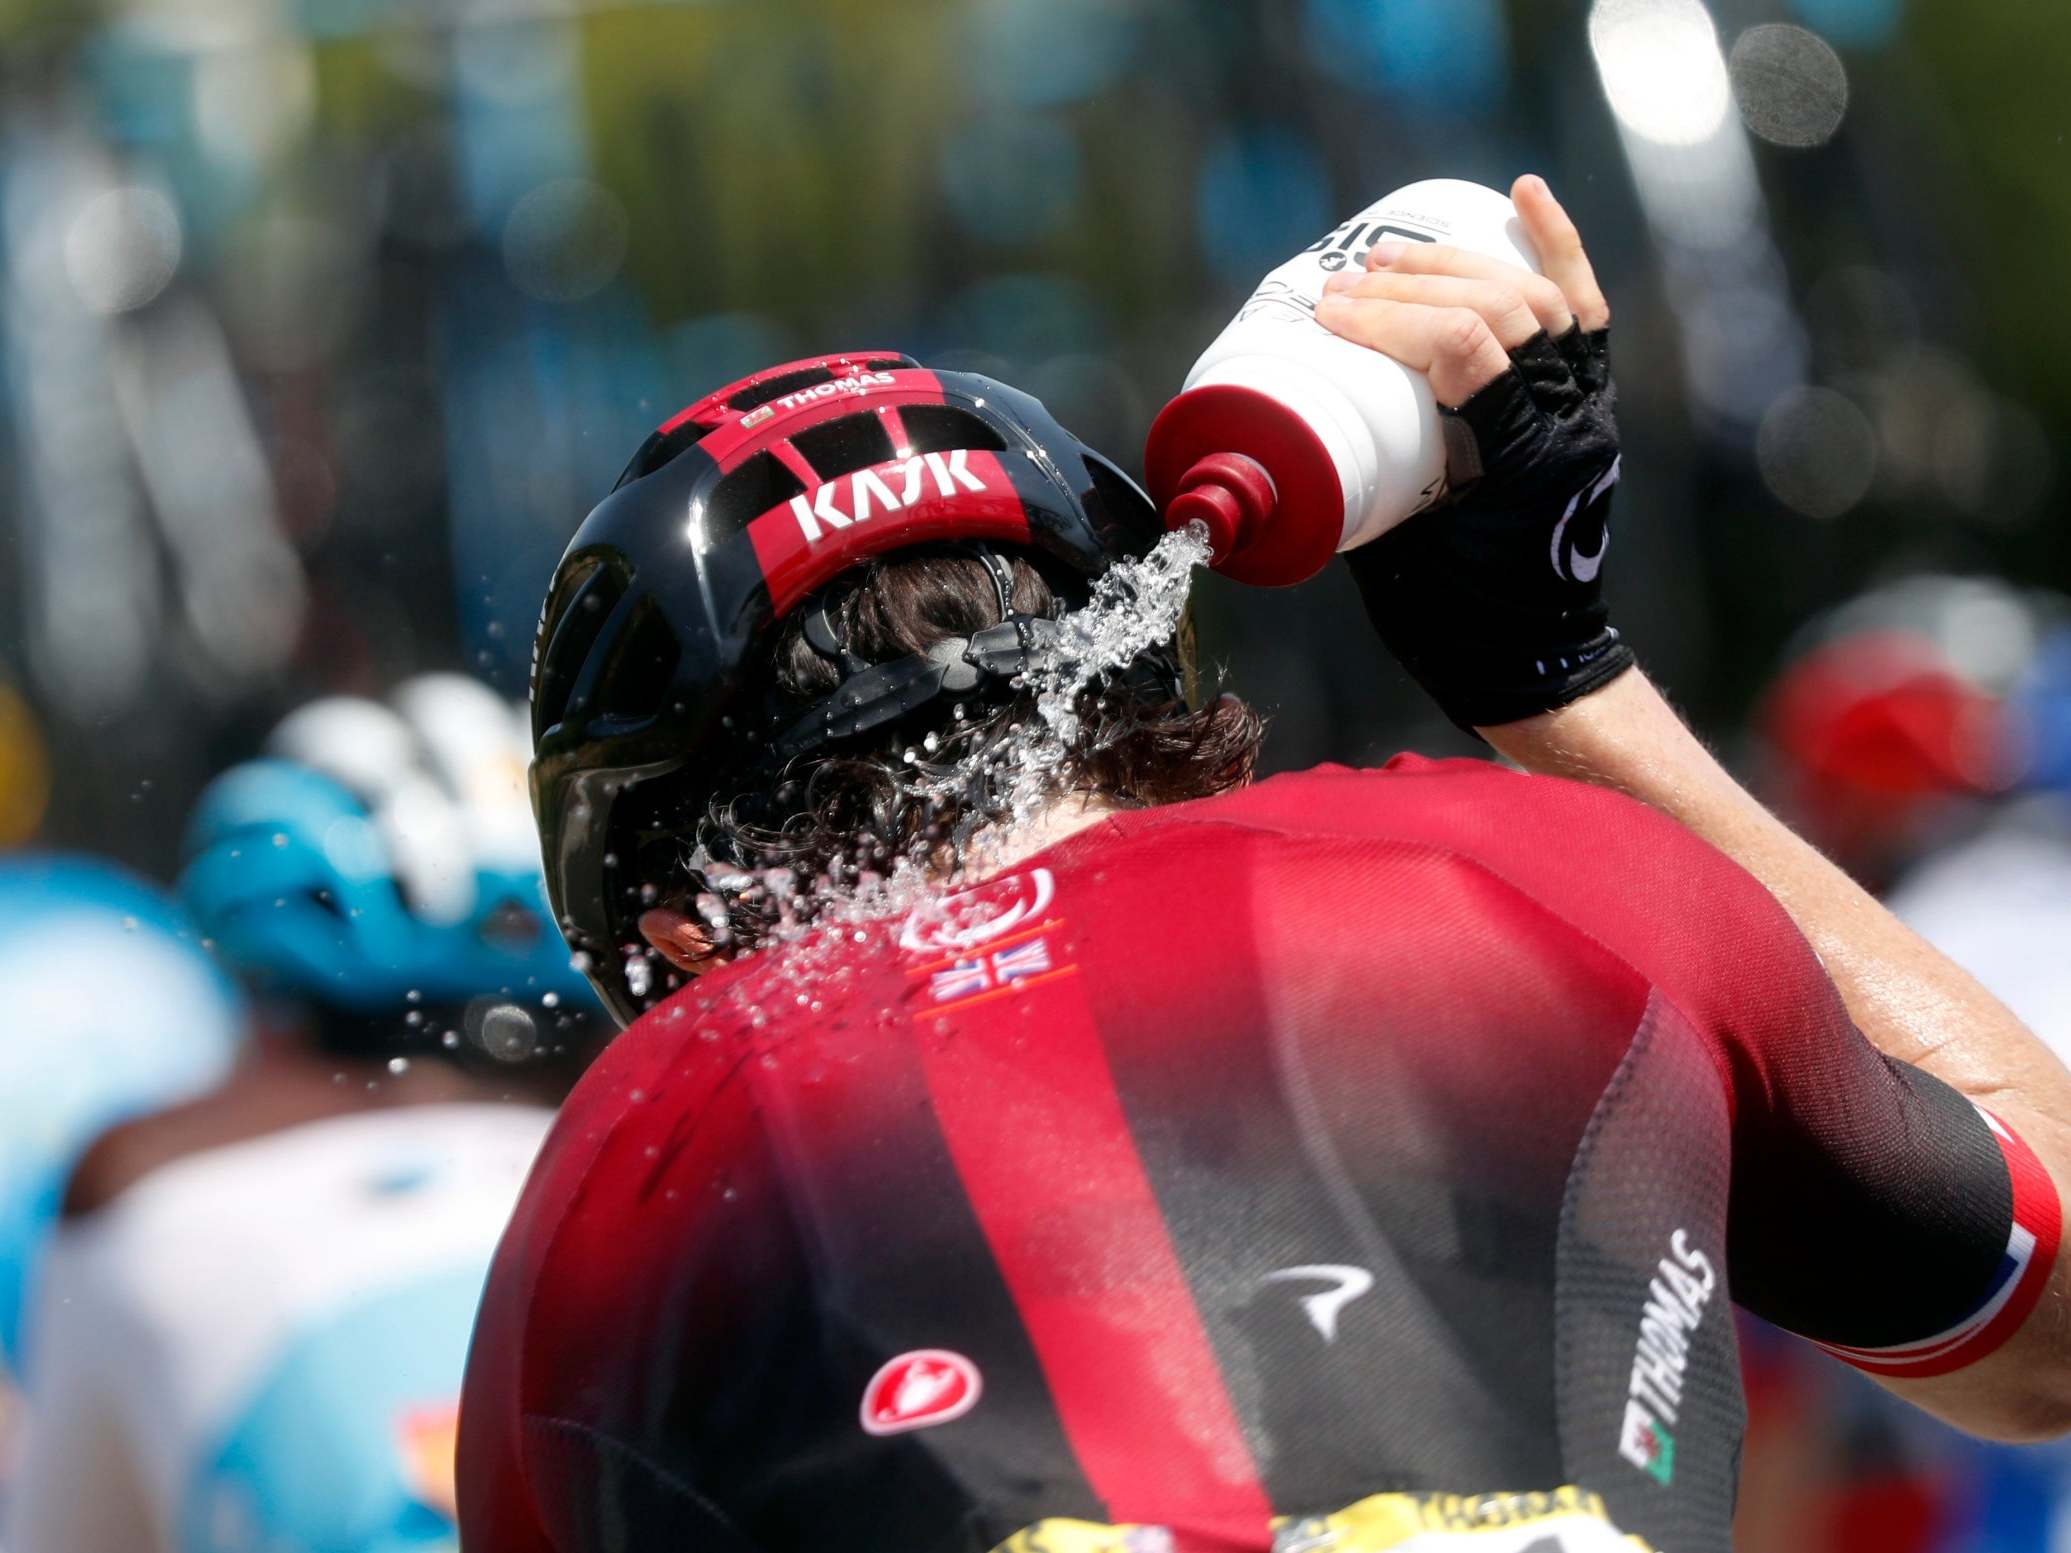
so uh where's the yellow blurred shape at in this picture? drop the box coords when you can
[0,683,50,848]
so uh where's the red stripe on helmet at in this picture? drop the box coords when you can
[694,368,950,471]
[748,448,1032,618]
[656,352,918,438]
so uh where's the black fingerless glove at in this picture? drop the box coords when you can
[1343,325,1631,731]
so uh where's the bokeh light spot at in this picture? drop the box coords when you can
[1589,0,1734,148]
[1730,23,1849,148]
[503,179,629,304]
[1758,385,1878,519]
[62,184,181,315]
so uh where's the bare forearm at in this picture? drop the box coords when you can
[1482,665,2071,1436]
[1482,666,2069,1104]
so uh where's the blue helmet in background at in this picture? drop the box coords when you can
[0,856,242,1371]
[179,675,594,1036]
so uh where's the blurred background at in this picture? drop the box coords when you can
[8,0,2069,871]
[3,0,2071,1547]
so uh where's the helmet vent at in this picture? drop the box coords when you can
[596,597,682,726]
[792,413,897,480]
[708,451,807,540]
[536,560,627,737]
[898,404,1008,456]
[727,366,835,413]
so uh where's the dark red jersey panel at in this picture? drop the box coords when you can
[459,760,2053,1553]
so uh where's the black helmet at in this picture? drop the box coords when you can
[531,352,1168,1025]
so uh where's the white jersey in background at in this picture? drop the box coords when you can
[1888,804,2071,1060]
[4,1102,550,1553]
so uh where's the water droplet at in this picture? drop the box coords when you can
[542,991,560,1008]
[476,1001,540,1062]
[387,1056,410,1075]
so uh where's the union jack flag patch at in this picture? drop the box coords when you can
[912,925,1072,1014]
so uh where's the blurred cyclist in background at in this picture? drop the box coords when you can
[5,673,597,1553]
[1756,574,2057,894]
[1741,582,2071,1552]
[0,859,241,1511]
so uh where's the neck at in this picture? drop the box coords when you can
[962,791,1125,878]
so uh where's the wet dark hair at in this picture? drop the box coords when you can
[674,545,1265,954]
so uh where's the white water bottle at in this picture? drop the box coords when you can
[1144,179,1542,587]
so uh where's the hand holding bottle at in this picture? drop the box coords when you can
[1321,175,1629,731]
[1146,178,1549,586]
[1314,174,1608,402]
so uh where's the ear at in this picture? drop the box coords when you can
[638,908,731,977]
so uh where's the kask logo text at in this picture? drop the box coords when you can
[790,450,989,542]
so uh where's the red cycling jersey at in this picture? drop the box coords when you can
[458,759,2057,1553]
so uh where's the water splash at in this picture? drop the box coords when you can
[629,522,1210,1011]
[981,518,1209,838]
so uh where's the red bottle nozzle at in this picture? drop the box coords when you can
[1144,382,1342,586]
[1165,453,1278,564]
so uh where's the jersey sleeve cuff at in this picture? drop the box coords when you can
[1808,1106,2061,1380]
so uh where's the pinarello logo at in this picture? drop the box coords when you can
[860,1349,983,1436]
[900,868,1055,953]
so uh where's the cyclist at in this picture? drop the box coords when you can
[0,858,241,1513]
[7,675,596,1553]
[458,177,2071,1553]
